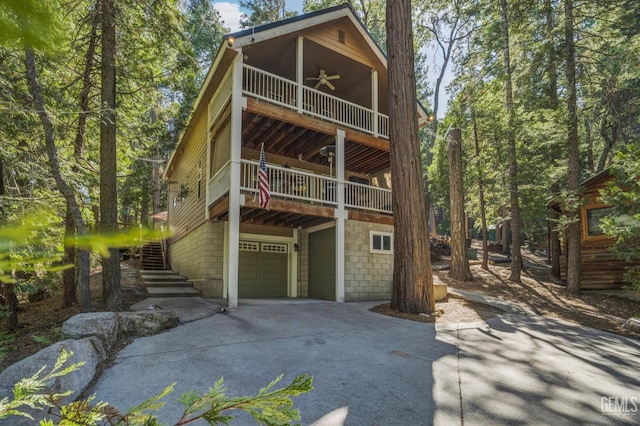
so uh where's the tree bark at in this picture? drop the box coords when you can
[1,283,19,331]
[500,0,522,282]
[448,128,473,281]
[62,207,77,308]
[471,109,489,270]
[387,0,434,314]
[74,2,100,159]
[23,47,92,312]
[546,0,562,278]
[565,0,581,296]
[501,218,510,255]
[100,0,122,311]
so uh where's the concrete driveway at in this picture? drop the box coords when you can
[90,300,640,425]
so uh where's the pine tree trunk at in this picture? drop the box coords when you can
[387,0,434,314]
[546,0,562,278]
[0,156,5,217]
[565,0,581,296]
[501,218,510,255]
[23,47,92,312]
[448,128,473,281]
[1,284,18,331]
[62,207,77,308]
[472,110,489,270]
[500,0,522,282]
[100,0,122,311]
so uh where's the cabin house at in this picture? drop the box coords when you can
[162,5,429,307]
[554,169,637,290]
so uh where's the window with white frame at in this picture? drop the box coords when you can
[370,231,393,253]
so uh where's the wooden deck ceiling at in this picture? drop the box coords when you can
[241,109,390,174]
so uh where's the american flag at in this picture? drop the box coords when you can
[258,143,271,209]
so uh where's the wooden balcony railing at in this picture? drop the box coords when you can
[240,160,337,206]
[242,64,389,139]
[239,160,392,214]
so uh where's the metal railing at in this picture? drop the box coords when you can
[242,64,389,139]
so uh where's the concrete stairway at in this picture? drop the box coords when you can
[140,270,201,297]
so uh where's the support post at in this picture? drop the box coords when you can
[371,69,378,136]
[291,228,299,297]
[227,52,243,308]
[335,129,346,302]
[296,36,304,113]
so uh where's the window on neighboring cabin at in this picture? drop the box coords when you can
[586,207,612,237]
[370,231,393,253]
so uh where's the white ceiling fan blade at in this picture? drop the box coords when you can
[326,75,340,80]
[314,81,322,89]
[306,77,319,80]
[326,81,336,90]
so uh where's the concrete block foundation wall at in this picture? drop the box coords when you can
[168,221,225,298]
[344,220,393,301]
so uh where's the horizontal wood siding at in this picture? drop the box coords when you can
[304,21,383,71]
[560,249,637,290]
[559,173,639,289]
[168,110,208,243]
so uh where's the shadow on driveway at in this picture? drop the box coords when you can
[89,300,640,425]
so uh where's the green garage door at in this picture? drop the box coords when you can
[238,241,288,297]
[308,227,335,300]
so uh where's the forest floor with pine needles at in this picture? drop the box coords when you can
[374,247,640,341]
[3,250,640,372]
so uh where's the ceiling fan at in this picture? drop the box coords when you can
[306,69,340,90]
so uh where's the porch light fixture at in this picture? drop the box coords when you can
[319,144,336,177]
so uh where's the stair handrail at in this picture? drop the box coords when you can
[138,223,144,269]
[160,225,168,270]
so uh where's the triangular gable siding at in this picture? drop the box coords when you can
[302,19,384,70]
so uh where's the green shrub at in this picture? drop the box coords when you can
[0,349,313,425]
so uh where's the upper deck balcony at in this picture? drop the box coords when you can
[243,64,389,139]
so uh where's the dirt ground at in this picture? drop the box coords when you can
[374,248,640,341]
[0,260,148,372]
[2,250,640,372]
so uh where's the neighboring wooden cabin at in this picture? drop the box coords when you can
[555,169,634,290]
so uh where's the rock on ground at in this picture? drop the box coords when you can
[116,311,179,338]
[62,312,118,352]
[0,337,106,425]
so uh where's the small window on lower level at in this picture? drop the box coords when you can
[370,231,393,253]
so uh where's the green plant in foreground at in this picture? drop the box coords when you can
[0,349,313,425]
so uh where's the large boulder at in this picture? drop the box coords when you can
[62,312,118,352]
[624,317,640,333]
[0,337,105,425]
[116,311,179,338]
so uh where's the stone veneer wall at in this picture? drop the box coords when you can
[344,220,394,301]
[168,221,225,298]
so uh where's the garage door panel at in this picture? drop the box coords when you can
[239,242,287,298]
[309,227,335,300]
